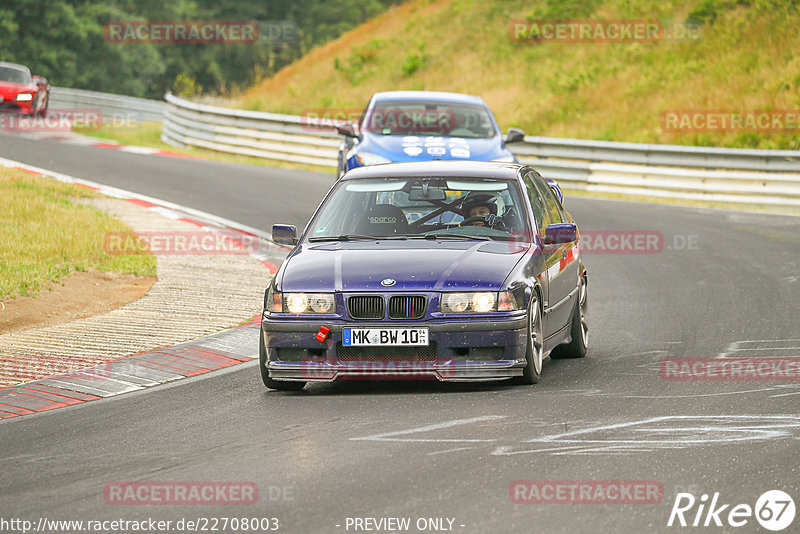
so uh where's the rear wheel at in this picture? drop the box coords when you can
[259,330,306,391]
[551,275,588,359]
[516,291,543,384]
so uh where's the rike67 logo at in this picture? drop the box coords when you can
[668,490,795,531]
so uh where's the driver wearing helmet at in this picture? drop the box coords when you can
[460,192,504,228]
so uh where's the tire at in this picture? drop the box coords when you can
[259,329,306,391]
[551,275,588,359]
[37,95,48,118]
[515,290,544,384]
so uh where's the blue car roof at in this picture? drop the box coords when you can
[341,161,523,181]
[371,91,487,106]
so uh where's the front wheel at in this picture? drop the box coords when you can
[551,275,588,359]
[37,95,48,118]
[259,330,306,391]
[515,291,543,384]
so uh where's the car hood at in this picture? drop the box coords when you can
[278,240,526,292]
[0,81,35,99]
[358,132,509,162]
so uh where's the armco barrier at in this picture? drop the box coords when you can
[161,93,339,167]
[510,136,800,172]
[159,93,800,206]
[49,87,164,123]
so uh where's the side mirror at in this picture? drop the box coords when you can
[272,224,298,246]
[504,128,525,144]
[543,223,577,245]
[336,123,357,137]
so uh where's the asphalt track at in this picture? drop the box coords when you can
[1,133,799,533]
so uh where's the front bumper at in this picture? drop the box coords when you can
[262,316,528,382]
[0,100,34,115]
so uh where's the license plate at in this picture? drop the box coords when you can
[343,327,429,346]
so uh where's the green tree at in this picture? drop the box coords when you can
[1,0,403,98]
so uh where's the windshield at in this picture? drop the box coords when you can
[0,66,31,84]
[306,176,529,242]
[362,101,496,138]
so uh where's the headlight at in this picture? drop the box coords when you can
[472,292,496,312]
[15,93,34,102]
[356,151,391,166]
[267,291,336,314]
[441,291,516,313]
[286,293,309,314]
[492,155,515,162]
[443,293,470,313]
[309,294,335,313]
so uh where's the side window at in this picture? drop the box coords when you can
[547,184,568,222]
[532,175,564,224]
[356,102,370,130]
[523,172,550,233]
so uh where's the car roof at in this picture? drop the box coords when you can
[0,62,31,73]
[341,161,524,181]
[371,91,486,106]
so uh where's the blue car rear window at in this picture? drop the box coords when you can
[363,101,495,138]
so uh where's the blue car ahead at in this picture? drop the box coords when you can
[335,91,525,177]
[260,161,588,390]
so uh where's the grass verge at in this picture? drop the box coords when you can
[237,0,800,150]
[0,166,157,299]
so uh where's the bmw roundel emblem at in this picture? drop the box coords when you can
[381,278,396,287]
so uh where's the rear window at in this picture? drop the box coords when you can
[362,101,495,138]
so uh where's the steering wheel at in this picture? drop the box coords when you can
[460,216,487,227]
[501,206,521,229]
[460,215,507,230]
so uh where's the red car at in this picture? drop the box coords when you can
[0,61,50,117]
